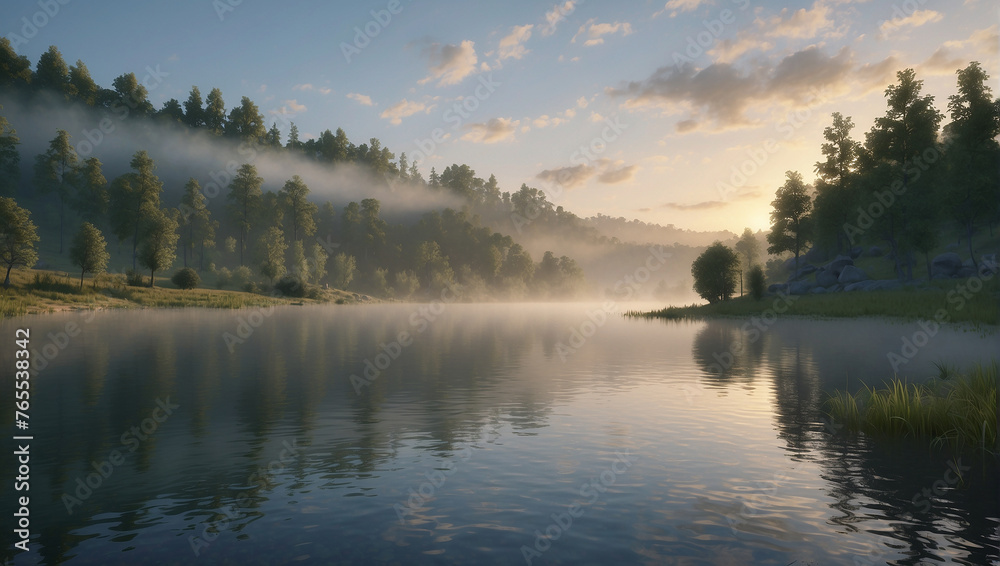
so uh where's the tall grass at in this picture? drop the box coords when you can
[825,363,998,453]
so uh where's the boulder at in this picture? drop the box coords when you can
[955,266,977,279]
[810,286,827,294]
[838,265,869,284]
[844,280,876,292]
[849,246,863,259]
[791,264,817,280]
[803,246,829,264]
[824,255,854,278]
[866,246,883,257]
[931,253,962,278]
[789,280,813,295]
[768,283,789,294]
[815,267,839,287]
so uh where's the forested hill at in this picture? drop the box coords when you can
[0,41,708,301]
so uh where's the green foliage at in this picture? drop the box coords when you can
[137,208,179,287]
[747,265,766,301]
[125,269,145,287]
[256,226,287,284]
[812,112,860,253]
[274,274,306,298]
[330,252,356,289]
[34,129,78,251]
[393,270,420,299]
[226,163,263,265]
[215,266,232,289]
[691,242,739,304]
[0,197,39,288]
[0,107,20,196]
[279,175,317,241]
[171,267,200,290]
[108,151,164,270]
[766,171,812,270]
[72,157,108,224]
[68,222,109,289]
[826,363,997,453]
[178,178,216,269]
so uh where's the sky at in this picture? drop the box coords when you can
[3,0,998,233]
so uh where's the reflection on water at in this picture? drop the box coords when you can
[1,305,997,565]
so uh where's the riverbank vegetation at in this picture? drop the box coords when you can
[825,363,998,454]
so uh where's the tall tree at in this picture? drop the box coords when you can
[204,88,226,134]
[0,38,32,88]
[812,112,860,253]
[766,171,812,271]
[0,197,39,288]
[279,175,317,242]
[256,226,287,284]
[734,227,761,296]
[225,96,266,144]
[108,151,163,270]
[68,60,98,105]
[72,157,108,226]
[178,179,216,270]
[34,45,73,97]
[286,122,302,151]
[111,72,154,116]
[226,163,263,266]
[265,123,283,149]
[0,108,19,196]
[158,99,185,123]
[183,86,204,128]
[137,209,179,287]
[360,198,386,261]
[69,222,109,289]
[945,61,1000,268]
[34,129,78,253]
[864,68,943,279]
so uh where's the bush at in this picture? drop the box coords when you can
[232,265,254,289]
[215,267,232,289]
[171,267,200,290]
[274,274,307,297]
[748,265,766,300]
[125,269,145,287]
[691,242,739,303]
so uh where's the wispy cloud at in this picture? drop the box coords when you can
[461,117,519,143]
[541,1,576,36]
[380,98,435,125]
[879,9,943,36]
[346,92,374,106]
[417,40,479,86]
[572,19,633,46]
[498,24,534,61]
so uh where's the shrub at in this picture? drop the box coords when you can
[125,269,145,287]
[215,267,232,289]
[274,274,307,298]
[171,267,200,290]
[232,265,254,289]
[748,265,766,300]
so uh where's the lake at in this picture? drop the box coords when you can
[2,303,998,565]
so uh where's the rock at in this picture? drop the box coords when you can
[768,283,789,294]
[828,284,843,292]
[844,280,876,292]
[815,267,839,287]
[803,246,829,264]
[810,286,827,294]
[789,280,813,295]
[866,246,883,257]
[791,264,817,280]
[955,266,977,278]
[849,246,863,259]
[870,279,903,291]
[931,253,962,278]
[824,255,854,278]
[838,265,868,284]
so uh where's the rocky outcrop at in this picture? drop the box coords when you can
[815,267,839,287]
[788,280,813,295]
[823,255,854,278]
[931,253,962,278]
[838,265,868,284]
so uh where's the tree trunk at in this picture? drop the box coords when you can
[149,269,156,288]
[80,269,85,290]
[59,198,65,254]
[967,222,978,270]
[3,265,11,288]
[925,251,932,281]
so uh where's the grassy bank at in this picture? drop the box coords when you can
[0,268,359,319]
[627,280,999,326]
[825,363,998,454]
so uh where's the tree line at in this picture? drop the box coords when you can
[690,63,999,303]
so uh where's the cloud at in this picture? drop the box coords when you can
[607,46,890,132]
[944,25,999,58]
[662,190,759,210]
[879,9,942,36]
[577,96,589,108]
[758,2,835,39]
[656,0,709,18]
[709,33,774,63]
[380,98,434,125]
[597,164,637,184]
[541,1,576,36]
[536,164,595,188]
[461,117,519,143]
[589,111,606,122]
[417,40,479,87]
[292,83,314,91]
[573,19,633,46]
[919,47,967,76]
[272,99,306,115]
[532,114,565,128]
[498,24,534,61]
[346,93,374,106]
